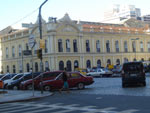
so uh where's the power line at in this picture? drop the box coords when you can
[10,8,39,27]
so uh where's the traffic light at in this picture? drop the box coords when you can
[37,49,42,60]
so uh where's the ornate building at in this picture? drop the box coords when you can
[0,14,150,73]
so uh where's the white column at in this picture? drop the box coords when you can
[50,56,55,71]
[55,56,58,70]
[102,38,105,52]
[79,36,82,53]
[93,56,95,67]
[112,39,114,52]
[103,55,106,67]
[120,38,123,52]
[92,38,95,52]
[48,36,50,53]
[80,56,83,68]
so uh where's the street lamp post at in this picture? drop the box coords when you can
[131,38,139,61]
[38,0,48,94]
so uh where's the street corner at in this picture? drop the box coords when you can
[0,90,53,104]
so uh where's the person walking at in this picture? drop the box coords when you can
[59,71,70,93]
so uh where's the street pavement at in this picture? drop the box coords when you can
[0,89,52,104]
[1,76,150,113]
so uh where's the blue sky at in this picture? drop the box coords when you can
[0,0,150,30]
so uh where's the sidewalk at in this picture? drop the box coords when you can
[0,89,52,104]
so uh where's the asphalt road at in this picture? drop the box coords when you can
[1,77,150,113]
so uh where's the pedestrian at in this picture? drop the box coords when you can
[59,71,70,93]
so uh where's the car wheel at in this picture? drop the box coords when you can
[3,84,7,89]
[143,82,146,86]
[44,85,51,91]
[99,74,102,78]
[77,83,85,90]
[13,86,18,90]
[27,84,33,90]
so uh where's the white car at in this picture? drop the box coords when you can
[86,68,113,77]
[3,73,24,89]
[86,69,105,77]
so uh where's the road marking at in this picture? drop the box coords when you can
[0,106,40,113]
[96,97,102,99]
[23,107,58,113]
[0,102,139,113]
[51,109,75,113]
[116,109,139,113]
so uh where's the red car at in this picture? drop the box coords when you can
[41,72,94,91]
[20,71,63,90]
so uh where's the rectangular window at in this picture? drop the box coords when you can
[6,48,9,58]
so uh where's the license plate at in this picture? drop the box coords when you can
[130,74,137,77]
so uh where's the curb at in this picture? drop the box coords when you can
[0,93,53,104]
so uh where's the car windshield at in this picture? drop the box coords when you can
[123,63,143,72]
[12,74,23,80]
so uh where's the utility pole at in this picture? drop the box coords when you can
[39,0,48,94]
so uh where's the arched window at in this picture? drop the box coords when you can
[97,60,101,68]
[74,60,79,69]
[26,63,30,72]
[86,60,91,68]
[73,39,78,52]
[66,60,72,71]
[58,39,63,52]
[19,45,22,57]
[116,59,120,65]
[106,40,110,53]
[45,61,50,71]
[66,39,70,52]
[13,65,16,73]
[141,58,144,62]
[107,59,111,65]
[35,62,38,72]
[6,65,9,73]
[59,61,64,71]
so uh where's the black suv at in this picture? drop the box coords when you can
[122,61,146,87]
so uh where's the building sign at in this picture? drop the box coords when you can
[23,50,32,55]
[40,39,45,49]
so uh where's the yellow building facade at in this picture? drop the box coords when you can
[1,14,150,73]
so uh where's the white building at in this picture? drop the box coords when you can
[141,15,150,23]
[102,4,141,24]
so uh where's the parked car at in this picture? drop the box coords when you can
[86,68,112,77]
[20,71,63,90]
[122,61,146,87]
[0,74,4,79]
[7,72,41,90]
[0,73,17,88]
[41,72,94,91]
[4,73,23,89]
[112,65,122,77]
[75,68,87,75]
